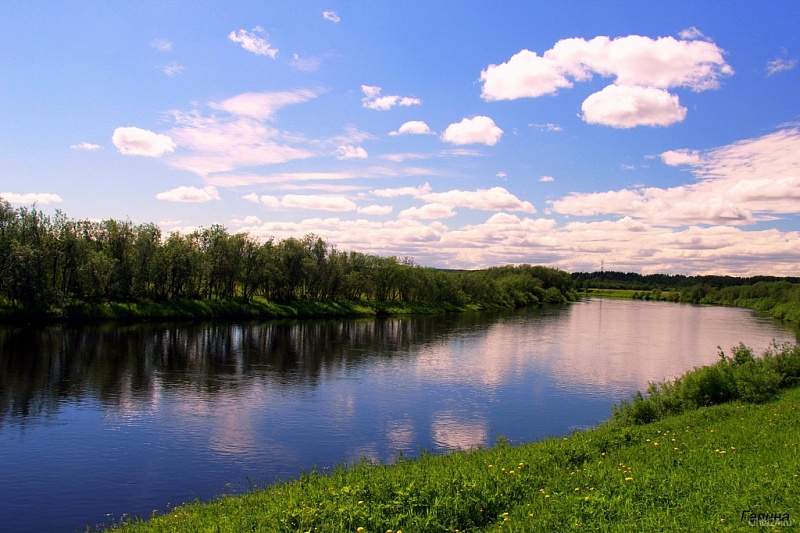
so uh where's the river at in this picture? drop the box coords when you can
[0,299,797,532]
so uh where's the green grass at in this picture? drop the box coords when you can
[105,351,800,532]
[585,288,681,302]
[10,297,491,324]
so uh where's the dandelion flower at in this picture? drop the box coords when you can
[625,477,634,481]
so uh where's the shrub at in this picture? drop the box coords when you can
[612,342,799,426]
[733,360,780,403]
[676,364,736,408]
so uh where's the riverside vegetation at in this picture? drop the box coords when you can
[0,201,574,323]
[104,341,800,532]
[574,271,800,324]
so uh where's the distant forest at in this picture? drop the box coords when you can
[573,270,800,322]
[0,201,574,313]
[572,270,800,291]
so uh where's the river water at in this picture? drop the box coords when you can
[0,299,797,532]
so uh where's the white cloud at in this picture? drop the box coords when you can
[581,85,687,128]
[399,203,456,219]
[0,192,63,205]
[678,27,708,41]
[361,85,421,110]
[70,141,100,150]
[323,10,341,23]
[112,126,176,157]
[156,185,220,202]
[228,27,278,58]
[530,123,563,132]
[551,126,800,226]
[389,120,433,136]
[481,49,571,100]
[164,97,317,175]
[149,38,173,52]
[160,62,186,77]
[767,57,797,76]
[243,193,357,212]
[291,53,321,72]
[539,175,554,182]
[419,187,536,213]
[358,204,393,215]
[441,116,503,146]
[230,215,262,226]
[209,89,322,120]
[229,211,800,276]
[372,183,433,198]
[481,34,732,127]
[660,149,701,166]
[336,145,368,159]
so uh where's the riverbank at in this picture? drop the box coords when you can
[106,343,799,532]
[0,297,497,325]
[586,285,800,325]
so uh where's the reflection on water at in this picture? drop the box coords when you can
[0,300,797,532]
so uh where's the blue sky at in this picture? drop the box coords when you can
[2,1,799,275]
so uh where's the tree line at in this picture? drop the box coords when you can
[0,201,575,312]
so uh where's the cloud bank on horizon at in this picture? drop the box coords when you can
[1,2,799,276]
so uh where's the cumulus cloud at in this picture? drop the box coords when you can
[71,141,100,150]
[389,120,433,136]
[372,183,433,198]
[336,145,368,159]
[112,127,175,157]
[399,203,457,219]
[228,27,278,58]
[551,126,800,226]
[441,116,503,146]
[420,187,536,212]
[358,204,393,215]
[539,176,554,182]
[230,215,262,226]
[481,33,732,127]
[323,10,341,22]
[581,85,687,128]
[243,193,357,212]
[678,27,709,41]
[371,184,534,214]
[228,209,800,276]
[156,185,220,202]
[0,192,63,205]
[361,85,421,110]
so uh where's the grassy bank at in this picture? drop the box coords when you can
[0,297,493,324]
[585,282,800,326]
[585,288,681,302]
[105,343,799,532]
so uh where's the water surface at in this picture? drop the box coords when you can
[0,299,796,532]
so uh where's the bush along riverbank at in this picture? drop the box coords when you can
[104,342,800,532]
